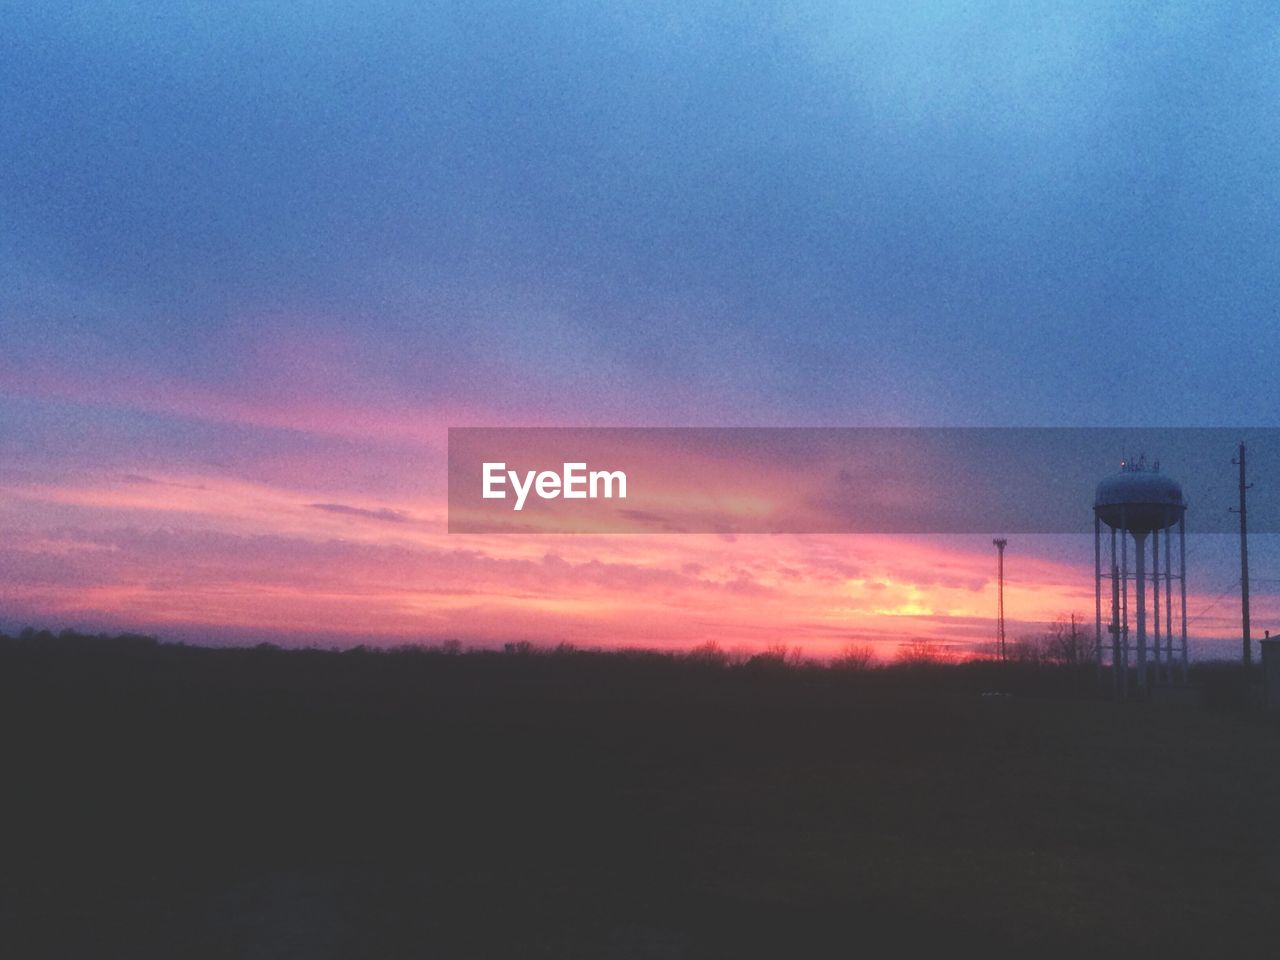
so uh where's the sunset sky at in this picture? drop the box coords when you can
[3,3,1279,658]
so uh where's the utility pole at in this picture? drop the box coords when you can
[1232,443,1252,666]
[993,538,1008,662]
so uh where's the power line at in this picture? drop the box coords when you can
[993,538,1007,662]
[1186,577,1241,630]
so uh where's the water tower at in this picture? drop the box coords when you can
[1093,456,1188,695]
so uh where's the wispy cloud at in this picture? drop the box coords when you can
[307,502,410,524]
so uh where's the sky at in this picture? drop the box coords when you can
[2,2,1279,658]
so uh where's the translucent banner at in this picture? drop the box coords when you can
[447,428,1280,534]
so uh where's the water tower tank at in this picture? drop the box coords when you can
[1093,455,1190,696]
[1094,458,1185,533]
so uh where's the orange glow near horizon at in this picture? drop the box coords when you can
[3,403,1273,663]
[0,460,1212,661]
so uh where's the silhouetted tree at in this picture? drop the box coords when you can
[895,637,940,665]
[1043,613,1092,665]
[685,641,729,667]
[833,643,876,670]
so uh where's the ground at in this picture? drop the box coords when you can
[2,636,1278,957]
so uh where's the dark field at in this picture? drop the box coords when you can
[2,633,1278,958]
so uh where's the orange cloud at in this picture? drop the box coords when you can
[2,422,1265,660]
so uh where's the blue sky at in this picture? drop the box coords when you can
[2,2,1278,651]
[5,2,1279,425]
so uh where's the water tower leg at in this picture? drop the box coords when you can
[1179,515,1189,681]
[1111,527,1121,699]
[1095,514,1103,677]
[1152,529,1162,683]
[1134,531,1148,693]
[1121,521,1129,698]
[1165,524,1174,680]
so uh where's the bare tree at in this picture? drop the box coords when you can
[686,640,730,666]
[1043,613,1091,665]
[833,643,876,670]
[1006,633,1046,664]
[747,642,804,670]
[895,637,940,665]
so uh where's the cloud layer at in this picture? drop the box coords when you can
[3,4,1278,651]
